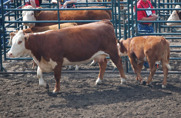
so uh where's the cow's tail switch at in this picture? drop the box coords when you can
[166,63,171,70]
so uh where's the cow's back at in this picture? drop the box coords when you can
[35,7,111,26]
[129,36,169,60]
[26,20,116,62]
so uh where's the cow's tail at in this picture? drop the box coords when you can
[165,63,171,70]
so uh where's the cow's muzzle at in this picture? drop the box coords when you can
[7,51,14,58]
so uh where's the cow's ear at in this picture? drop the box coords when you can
[24,34,29,41]
[34,9,41,17]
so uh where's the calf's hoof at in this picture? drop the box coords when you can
[95,78,102,85]
[146,82,153,88]
[162,84,166,89]
[141,81,146,85]
[121,78,126,84]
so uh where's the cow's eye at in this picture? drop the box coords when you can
[18,41,22,44]
[31,13,34,16]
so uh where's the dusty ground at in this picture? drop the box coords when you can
[0,60,181,118]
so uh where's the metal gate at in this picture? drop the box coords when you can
[0,0,181,74]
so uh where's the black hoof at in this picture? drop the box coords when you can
[147,83,153,88]
[142,81,146,85]
[46,84,49,89]
[47,91,57,97]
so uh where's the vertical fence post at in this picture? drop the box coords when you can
[0,0,4,71]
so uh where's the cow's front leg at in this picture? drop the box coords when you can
[95,58,107,85]
[53,66,62,93]
[37,66,47,87]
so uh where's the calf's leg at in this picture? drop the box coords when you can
[128,56,143,83]
[162,61,168,88]
[146,59,156,86]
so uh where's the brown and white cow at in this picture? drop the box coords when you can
[167,5,181,26]
[8,20,127,93]
[118,36,171,88]
[22,5,111,27]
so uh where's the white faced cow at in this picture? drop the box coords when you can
[167,5,181,26]
[8,20,127,93]
[22,5,111,27]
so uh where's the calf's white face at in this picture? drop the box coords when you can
[22,5,36,27]
[167,5,181,26]
[8,30,29,57]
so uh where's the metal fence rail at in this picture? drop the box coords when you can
[1,0,181,74]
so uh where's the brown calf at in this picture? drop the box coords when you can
[118,36,171,88]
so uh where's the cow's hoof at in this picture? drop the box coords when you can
[46,84,49,89]
[121,78,126,84]
[48,91,57,97]
[39,79,47,87]
[146,83,153,88]
[162,85,166,89]
[135,81,140,85]
[95,78,102,85]
[141,81,146,85]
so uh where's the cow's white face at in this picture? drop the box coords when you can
[8,30,29,57]
[167,5,181,26]
[22,5,36,27]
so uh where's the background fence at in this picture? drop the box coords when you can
[0,0,181,74]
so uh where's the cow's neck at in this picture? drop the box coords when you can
[25,35,42,62]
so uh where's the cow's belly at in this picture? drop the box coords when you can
[63,51,109,66]
[32,56,57,72]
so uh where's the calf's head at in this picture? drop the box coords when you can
[117,38,128,56]
[167,5,181,26]
[8,30,30,57]
[22,5,41,27]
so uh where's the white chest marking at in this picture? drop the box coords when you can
[32,55,57,72]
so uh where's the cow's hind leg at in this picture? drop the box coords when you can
[37,66,47,87]
[95,58,107,85]
[109,53,126,84]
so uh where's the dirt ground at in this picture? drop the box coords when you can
[0,60,181,118]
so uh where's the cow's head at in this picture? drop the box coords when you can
[167,5,181,26]
[117,38,128,56]
[8,30,30,57]
[9,30,18,45]
[22,5,41,27]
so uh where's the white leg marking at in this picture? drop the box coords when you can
[162,84,166,89]
[37,66,46,86]
[95,78,102,85]
[121,78,126,84]
[75,65,79,71]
